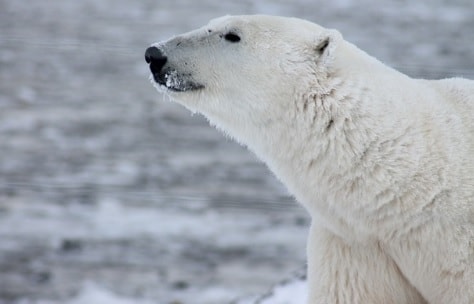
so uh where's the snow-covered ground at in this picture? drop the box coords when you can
[0,1,473,303]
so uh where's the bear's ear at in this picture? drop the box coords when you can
[314,29,341,65]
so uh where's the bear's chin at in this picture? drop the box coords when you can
[156,83,204,93]
[150,71,204,93]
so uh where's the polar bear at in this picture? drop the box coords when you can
[145,15,474,304]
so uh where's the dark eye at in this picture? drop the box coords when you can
[224,32,241,43]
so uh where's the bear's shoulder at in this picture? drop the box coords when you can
[431,77,474,123]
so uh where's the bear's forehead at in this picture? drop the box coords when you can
[207,15,255,31]
[207,15,325,36]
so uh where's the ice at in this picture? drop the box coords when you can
[236,275,307,304]
[259,279,307,304]
[59,282,155,304]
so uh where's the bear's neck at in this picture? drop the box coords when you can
[247,58,431,239]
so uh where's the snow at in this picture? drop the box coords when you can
[26,282,156,304]
[165,70,182,90]
[44,282,266,304]
[68,283,155,304]
[237,276,307,304]
[0,1,473,304]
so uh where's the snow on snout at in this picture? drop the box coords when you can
[165,70,182,89]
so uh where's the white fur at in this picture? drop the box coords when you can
[148,15,474,304]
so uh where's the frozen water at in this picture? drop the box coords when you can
[65,282,156,304]
[0,1,473,304]
[236,275,307,304]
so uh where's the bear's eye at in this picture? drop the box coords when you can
[224,32,241,43]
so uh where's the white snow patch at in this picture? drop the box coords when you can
[20,282,155,304]
[49,282,155,304]
[69,283,154,304]
[237,276,307,304]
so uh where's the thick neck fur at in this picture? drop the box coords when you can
[201,39,461,243]
[233,41,454,242]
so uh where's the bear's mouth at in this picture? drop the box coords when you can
[150,68,204,92]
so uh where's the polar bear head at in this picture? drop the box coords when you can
[145,15,343,150]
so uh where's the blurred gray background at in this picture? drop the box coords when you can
[0,1,473,303]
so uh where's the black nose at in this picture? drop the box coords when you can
[145,46,167,73]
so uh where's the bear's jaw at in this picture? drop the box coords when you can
[150,69,204,93]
